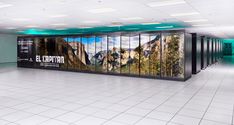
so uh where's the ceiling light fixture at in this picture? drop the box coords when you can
[82,21,100,24]
[0,3,13,8]
[192,24,213,27]
[171,12,199,17]
[55,28,67,30]
[184,19,208,23]
[156,26,174,28]
[51,23,68,26]
[108,24,123,27]
[141,22,161,25]
[25,25,39,28]
[5,27,16,30]
[88,8,116,14]
[12,18,30,21]
[50,14,68,18]
[79,26,92,29]
[121,17,144,21]
[147,0,186,7]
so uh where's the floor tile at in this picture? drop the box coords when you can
[1,111,34,122]
[135,118,167,125]
[38,119,69,125]
[204,112,232,124]
[171,115,201,125]
[112,113,142,124]
[74,116,106,125]
[15,115,49,125]
[38,108,69,118]
[146,111,174,121]
[54,112,86,123]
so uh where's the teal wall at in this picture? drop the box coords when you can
[0,34,17,63]
[223,39,234,55]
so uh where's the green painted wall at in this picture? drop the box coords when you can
[223,39,234,55]
[0,34,17,63]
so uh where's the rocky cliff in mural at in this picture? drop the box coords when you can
[35,36,162,75]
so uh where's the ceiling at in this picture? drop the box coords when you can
[0,0,234,38]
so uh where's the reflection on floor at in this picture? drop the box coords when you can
[0,58,233,125]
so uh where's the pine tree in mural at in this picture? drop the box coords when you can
[150,44,160,76]
[162,33,183,77]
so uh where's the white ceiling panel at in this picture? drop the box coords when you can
[0,0,233,38]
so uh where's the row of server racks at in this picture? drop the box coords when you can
[191,33,223,74]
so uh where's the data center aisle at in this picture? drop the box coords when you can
[0,58,233,125]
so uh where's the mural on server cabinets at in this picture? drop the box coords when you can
[120,35,130,74]
[140,34,161,76]
[34,37,67,69]
[17,30,189,80]
[107,36,121,73]
[161,32,184,78]
[17,38,34,67]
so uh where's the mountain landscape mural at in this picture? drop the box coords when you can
[32,32,184,78]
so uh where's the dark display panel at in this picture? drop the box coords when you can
[34,37,67,69]
[191,33,201,74]
[17,38,34,67]
[207,38,210,66]
[18,30,191,81]
[212,39,216,63]
[161,32,185,78]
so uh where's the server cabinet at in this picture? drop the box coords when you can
[201,36,207,69]
[191,33,201,74]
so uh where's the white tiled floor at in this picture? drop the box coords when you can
[0,57,234,125]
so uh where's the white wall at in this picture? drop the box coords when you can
[0,34,17,63]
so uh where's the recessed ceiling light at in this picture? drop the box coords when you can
[0,3,13,9]
[5,27,16,29]
[147,0,186,7]
[156,26,174,28]
[17,30,24,32]
[25,25,39,28]
[121,17,144,21]
[12,18,30,21]
[141,22,161,25]
[50,14,68,18]
[184,19,208,23]
[51,23,68,26]
[82,21,100,24]
[79,26,92,29]
[171,12,199,17]
[192,24,213,27]
[108,24,123,27]
[55,28,67,30]
[88,8,116,14]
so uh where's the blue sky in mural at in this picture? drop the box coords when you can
[65,37,96,44]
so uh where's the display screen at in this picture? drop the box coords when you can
[17,38,34,67]
[161,32,184,78]
[34,37,67,69]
